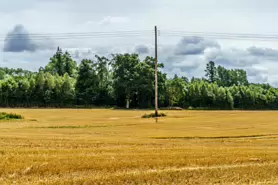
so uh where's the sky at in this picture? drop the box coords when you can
[1,0,278,85]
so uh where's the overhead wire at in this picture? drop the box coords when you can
[161,30,278,42]
[1,29,278,41]
[4,30,153,36]
[0,30,154,41]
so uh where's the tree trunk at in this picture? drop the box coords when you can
[126,98,130,109]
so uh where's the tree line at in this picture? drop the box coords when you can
[0,47,277,110]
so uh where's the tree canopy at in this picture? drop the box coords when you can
[0,47,277,110]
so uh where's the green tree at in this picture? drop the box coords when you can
[166,77,187,107]
[61,73,75,105]
[217,66,229,87]
[94,55,114,105]
[45,47,78,77]
[111,53,140,108]
[16,77,30,106]
[43,72,55,105]
[75,59,98,105]
[205,61,217,83]
[0,77,18,106]
[53,74,64,106]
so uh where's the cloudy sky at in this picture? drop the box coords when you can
[1,0,278,85]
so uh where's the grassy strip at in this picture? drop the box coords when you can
[0,112,24,120]
[142,112,167,118]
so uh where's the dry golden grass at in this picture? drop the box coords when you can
[0,109,278,185]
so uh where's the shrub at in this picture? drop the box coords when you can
[0,112,24,120]
[142,112,167,118]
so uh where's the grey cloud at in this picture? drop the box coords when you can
[244,67,269,84]
[249,75,268,84]
[205,48,260,68]
[154,37,218,77]
[247,47,278,58]
[214,57,256,67]
[158,45,205,79]
[159,37,220,76]
[68,49,94,60]
[67,48,113,63]
[162,37,278,85]
[67,46,131,62]
[4,24,37,52]
[163,55,201,72]
[245,66,268,77]
[175,36,220,56]
[3,24,56,53]
[203,46,277,84]
[173,60,201,74]
[135,45,150,54]
[246,68,261,77]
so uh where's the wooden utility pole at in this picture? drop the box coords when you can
[154,26,158,117]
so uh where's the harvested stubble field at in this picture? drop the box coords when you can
[1,109,278,185]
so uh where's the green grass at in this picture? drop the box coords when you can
[142,112,167,118]
[0,112,24,120]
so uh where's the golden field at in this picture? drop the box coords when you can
[0,109,278,185]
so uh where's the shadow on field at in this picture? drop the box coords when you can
[28,124,140,129]
[152,134,278,140]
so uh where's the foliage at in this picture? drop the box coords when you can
[0,112,24,120]
[45,47,78,78]
[217,66,248,87]
[0,48,277,110]
[205,61,217,83]
[111,54,166,108]
[142,112,167,118]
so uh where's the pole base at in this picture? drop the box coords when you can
[155,110,158,117]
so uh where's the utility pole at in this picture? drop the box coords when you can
[154,26,158,117]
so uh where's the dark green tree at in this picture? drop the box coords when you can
[205,61,217,83]
[75,59,98,105]
[111,53,140,108]
[45,47,78,77]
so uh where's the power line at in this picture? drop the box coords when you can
[161,30,278,42]
[163,30,278,38]
[2,29,278,42]
[0,35,153,43]
[2,35,152,41]
[162,34,278,42]
[4,30,153,36]
[0,30,153,41]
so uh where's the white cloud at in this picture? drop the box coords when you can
[1,50,54,71]
[98,16,129,25]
